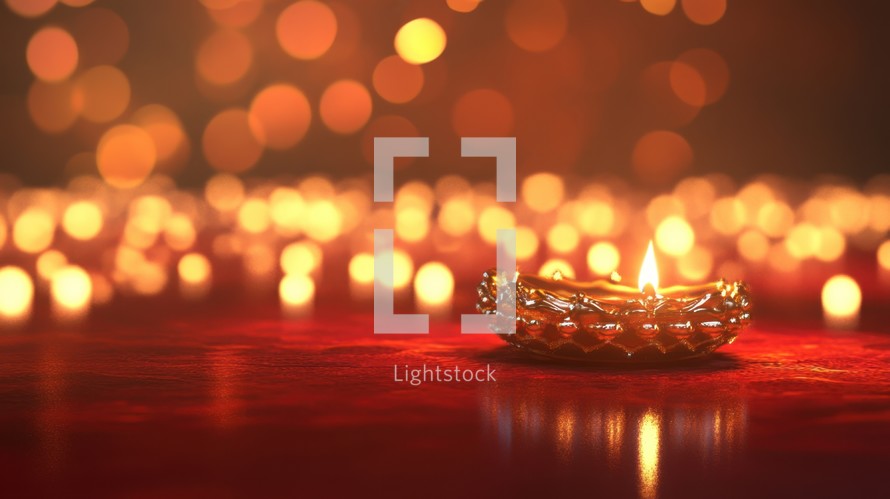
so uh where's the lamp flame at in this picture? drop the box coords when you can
[638,241,659,292]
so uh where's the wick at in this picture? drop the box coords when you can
[641,282,657,298]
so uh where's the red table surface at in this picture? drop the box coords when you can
[1,293,889,499]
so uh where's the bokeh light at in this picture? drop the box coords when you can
[276,0,338,60]
[244,243,275,277]
[280,273,315,306]
[587,242,620,276]
[522,173,564,213]
[711,197,746,235]
[164,214,197,251]
[36,249,67,282]
[205,173,245,212]
[394,18,446,65]
[576,200,615,236]
[673,176,717,218]
[375,249,414,289]
[815,227,846,263]
[269,187,305,236]
[669,62,707,108]
[27,26,78,82]
[641,0,676,16]
[478,206,516,245]
[372,55,425,104]
[237,198,271,234]
[821,275,861,328]
[50,265,92,310]
[655,216,695,256]
[395,181,434,213]
[196,29,254,86]
[202,108,263,173]
[319,80,372,134]
[677,49,730,105]
[62,200,103,240]
[303,200,342,242]
[447,0,480,13]
[249,84,311,150]
[828,189,870,234]
[438,198,475,237]
[784,222,820,259]
[0,266,34,321]
[877,240,890,271]
[178,253,212,285]
[6,0,57,18]
[546,223,579,254]
[434,175,471,201]
[515,226,539,261]
[131,105,189,170]
[348,253,374,285]
[646,194,685,228]
[13,208,55,254]
[90,273,113,306]
[414,262,454,305]
[681,0,727,26]
[280,241,323,276]
[737,229,769,262]
[756,200,794,238]
[74,65,131,123]
[396,207,430,243]
[97,124,157,189]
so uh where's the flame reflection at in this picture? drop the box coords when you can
[481,384,747,497]
[209,349,244,428]
[638,410,660,499]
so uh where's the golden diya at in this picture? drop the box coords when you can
[476,242,752,362]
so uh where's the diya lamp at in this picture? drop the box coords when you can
[476,241,752,362]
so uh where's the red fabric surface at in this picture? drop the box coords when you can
[1,297,889,498]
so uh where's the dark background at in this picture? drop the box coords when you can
[1,0,888,186]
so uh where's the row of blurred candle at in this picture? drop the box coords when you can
[0,171,888,328]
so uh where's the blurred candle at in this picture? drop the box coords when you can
[36,249,68,283]
[878,240,890,286]
[414,262,453,317]
[280,273,315,318]
[0,266,34,327]
[348,252,374,300]
[50,265,92,324]
[821,274,861,330]
[244,243,276,291]
[280,241,323,278]
[178,252,212,300]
